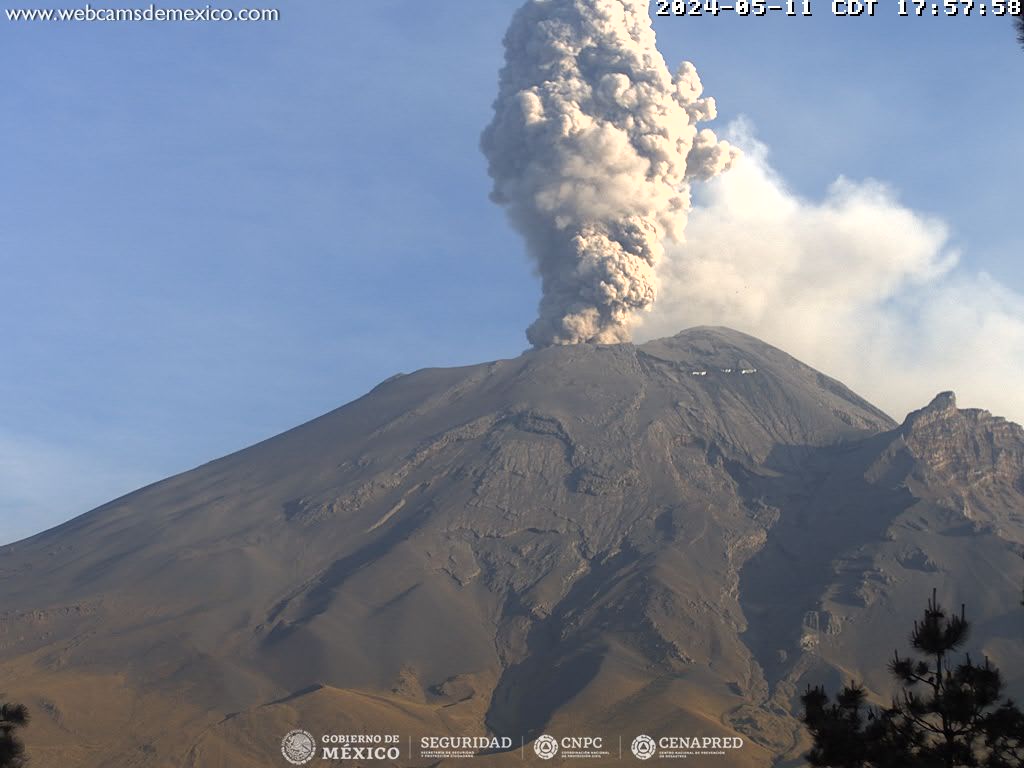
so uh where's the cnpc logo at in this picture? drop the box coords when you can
[533,734,605,760]
[533,735,559,760]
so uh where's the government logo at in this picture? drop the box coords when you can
[631,734,657,760]
[280,729,316,765]
[533,734,559,760]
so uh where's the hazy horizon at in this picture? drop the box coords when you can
[3,1,1021,544]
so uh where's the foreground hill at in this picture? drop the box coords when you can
[0,327,1021,767]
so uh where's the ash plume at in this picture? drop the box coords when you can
[638,122,1024,425]
[482,0,738,347]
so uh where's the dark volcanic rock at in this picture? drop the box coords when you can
[0,327,1020,767]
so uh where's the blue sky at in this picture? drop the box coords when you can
[2,1,1021,544]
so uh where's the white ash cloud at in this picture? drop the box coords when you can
[482,0,738,347]
[638,122,1024,424]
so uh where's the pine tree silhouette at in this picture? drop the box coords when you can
[801,590,1024,767]
[0,702,29,768]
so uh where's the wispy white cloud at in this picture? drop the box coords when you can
[638,121,1024,425]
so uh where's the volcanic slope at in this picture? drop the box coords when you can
[0,327,1021,767]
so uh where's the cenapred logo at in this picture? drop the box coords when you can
[631,734,745,760]
[533,734,559,760]
[280,730,316,765]
[631,734,657,760]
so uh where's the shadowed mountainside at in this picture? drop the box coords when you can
[0,327,1021,767]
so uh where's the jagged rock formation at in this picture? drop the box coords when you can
[0,327,1020,767]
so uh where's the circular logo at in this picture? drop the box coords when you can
[534,734,559,760]
[281,729,316,765]
[631,734,657,760]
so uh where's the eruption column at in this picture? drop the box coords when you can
[482,0,739,346]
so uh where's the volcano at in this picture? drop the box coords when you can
[1,327,1022,767]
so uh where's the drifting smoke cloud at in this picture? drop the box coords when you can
[482,0,738,347]
[637,123,1024,424]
